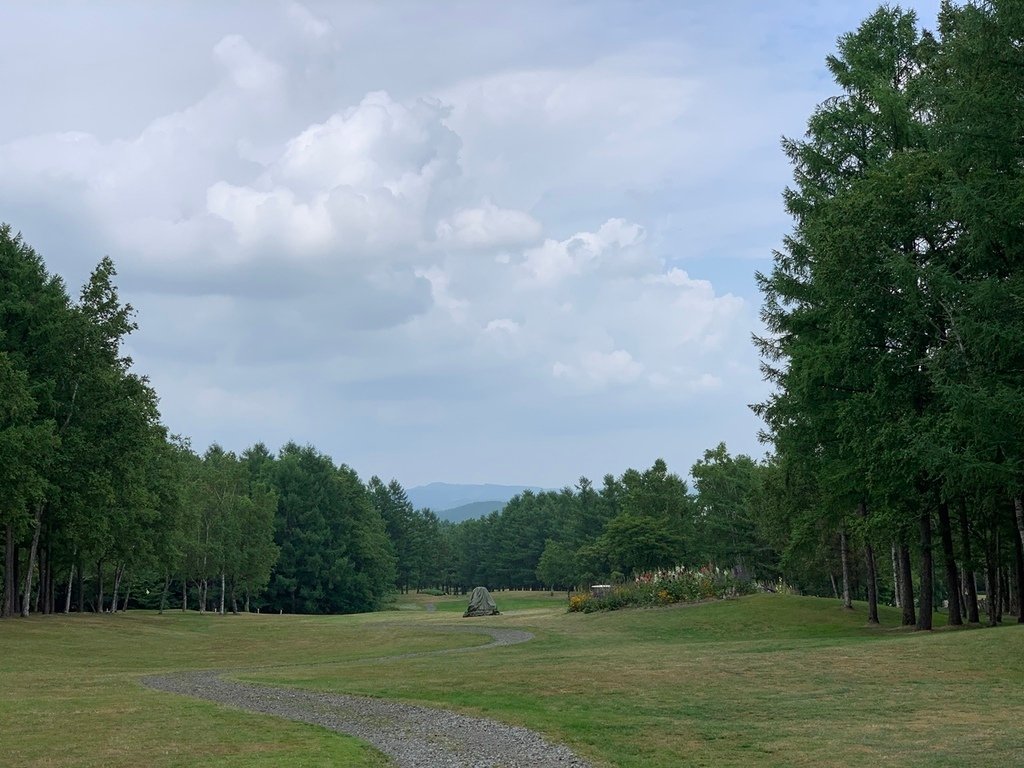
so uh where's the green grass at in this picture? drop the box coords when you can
[3,593,1023,767]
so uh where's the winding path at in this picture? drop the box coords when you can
[142,626,593,768]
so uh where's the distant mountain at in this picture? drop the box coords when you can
[435,500,506,523]
[406,482,544,516]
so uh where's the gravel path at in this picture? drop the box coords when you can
[142,626,593,768]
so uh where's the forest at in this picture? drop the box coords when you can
[2,2,1023,629]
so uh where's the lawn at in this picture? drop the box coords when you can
[2,592,1022,767]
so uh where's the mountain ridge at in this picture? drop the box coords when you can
[406,482,545,517]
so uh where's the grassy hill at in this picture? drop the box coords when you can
[3,594,1023,767]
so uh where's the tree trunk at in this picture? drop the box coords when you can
[1014,496,1024,565]
[917,512,933,630]
[985,531,998,627]
[36,544,45,614]
[182,578,188,612]
[122,576,131,612]
[957,501,980,623]
[858,503,878,624]
[111,563,123,614]
[840,529,853,609]
[45,547,54,615]
[937,503,962,626]
[1014,525,1024,624]
[199,579,207,613]
[159,572,170,614]
[864,541,879,624]
[829,572,839,600]
[4,522,16,618]
[76,555,84,614]
[244,590,250,614]
[997,562,1007,622]
[891,542,901,608]
[20,502,45,617]
[219,572,226,615]
[96,560,104,614]
[64,564,74,614]
[899,543,916,626]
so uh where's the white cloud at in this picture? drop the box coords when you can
[213,35,285,92]
[484,318,520,334]
[0,9,777,485]
[286,2,332,40]
[522,218,646,284]
[437,201,542,250]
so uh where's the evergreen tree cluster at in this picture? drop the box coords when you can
[756,2,1024,628]
[436,451,777,594]
[0,228,400,617]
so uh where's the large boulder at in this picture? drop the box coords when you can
[462,586,500,617]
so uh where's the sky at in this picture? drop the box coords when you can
[0,0,943,489]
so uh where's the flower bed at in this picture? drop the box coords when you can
[568,566,753,613]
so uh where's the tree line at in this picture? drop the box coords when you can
[0,227,399,618]
[0,222,775,618]
[755,2,1024,629]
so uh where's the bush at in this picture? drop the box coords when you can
[568,566,753,613]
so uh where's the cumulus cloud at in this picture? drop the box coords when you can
[285,2,332,40]
[0,10,774,485]
[436,201,542,250]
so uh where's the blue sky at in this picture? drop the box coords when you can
[0,1,943,487]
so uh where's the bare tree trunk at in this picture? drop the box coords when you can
[863,541,879,624]
[32,557,41,614]
[937,503,962,626]
[182,578,188,612]
[76,555,84,614]
[3,522,15,618]
[985,529,999,627]
[244,590,250,614]
[829,572,839,599]
[45,548,54,615]
[64,564,74,614]
[957,501,980,623]
[199,579,207,613]
[891,543,901,608]
[20,502,45,618]
[899,543,916,626]
[840,529,852,609]
[111,564,123,614]
[122,575,131,612]
[36,544,45,614]
[159,572,170,615]
[1014,525,1024,624]
[1014,496,1024,566]
[997,563,1007,622]
[858,503,878,624]
[219,572,226,615]
[917,512,934,630]
[96,560,104,614]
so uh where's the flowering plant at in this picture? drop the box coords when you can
[568,565,753,613]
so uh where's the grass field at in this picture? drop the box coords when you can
[2,592,1023,767]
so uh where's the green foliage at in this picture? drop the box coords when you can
[262,444,395,614]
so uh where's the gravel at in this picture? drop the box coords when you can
[141,625,593,768]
